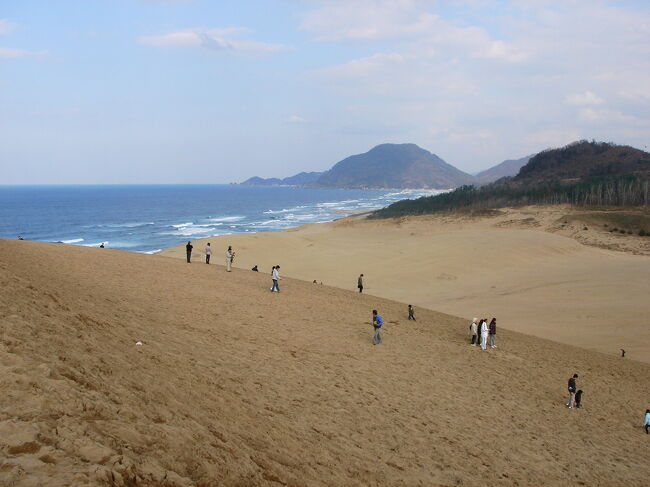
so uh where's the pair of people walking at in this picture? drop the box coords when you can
[271,265,281,292]
[470,318,496,350]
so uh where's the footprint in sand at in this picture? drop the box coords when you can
[437,273,457,281]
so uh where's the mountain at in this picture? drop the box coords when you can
[309,143,475,189]
[373,140,650,217]
[281,171,325,186]
[515,140,650,182]
[240,171,324,187]
[475,155,533,184]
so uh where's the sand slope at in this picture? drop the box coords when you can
[160,207,650,363]
[1,238,650,486]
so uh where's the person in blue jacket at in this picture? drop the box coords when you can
[644,409,650,434]
[372,310,383,345]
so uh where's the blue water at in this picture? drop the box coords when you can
[0,185,440,253]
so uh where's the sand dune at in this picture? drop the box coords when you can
[161,207,650,363]
[1,238,650,486]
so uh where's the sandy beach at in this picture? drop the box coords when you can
[1,237,650,486]
[160,206,650,364]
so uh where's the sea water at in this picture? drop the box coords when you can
[0,185,440,253]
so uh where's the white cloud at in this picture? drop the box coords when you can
[287,115,307,123]
[0,19,15,36]
[300,0,438,41]
[566,90,605,105]
[139,28,287,54]
[0,47,45,59]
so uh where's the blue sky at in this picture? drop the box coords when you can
[1,0,649,184]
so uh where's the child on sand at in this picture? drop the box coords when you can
[205,242,211,264]
[372,310,383,345]
[408,305,416,321]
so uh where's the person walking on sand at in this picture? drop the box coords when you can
[489,318,497,348]
[408,305,416,321]
[186,241,193,263]
[567,374,578,408]
[225,246,234,272]
[358,274,364,293]
[479,318,489,351]
[205,242,212,264]
[644,409,650,434]
[372,309,383,345]
[470,318,478,346]
[271,265,281,292]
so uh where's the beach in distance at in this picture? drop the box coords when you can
[161,205,650,364]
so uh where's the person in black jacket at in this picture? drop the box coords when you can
[567,374,578,408]
[408,305,416,321]
[186,241,193,263]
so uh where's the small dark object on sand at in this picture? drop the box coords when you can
[621,349,626,358]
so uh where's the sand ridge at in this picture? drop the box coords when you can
[160,206,650,363]
[1,238,650,486]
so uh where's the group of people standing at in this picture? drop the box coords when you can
[185,241,235,271]
[469,317,497,350]
[185,240,283,292]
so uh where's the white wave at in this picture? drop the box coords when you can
[107,222,155,228]
[60,238,84,244]
[162,225,221,236]
[263,205,308,214]
[172,222,194,228]
[207,216,245,222]
[141,249,162,254]
[82,241,108,247]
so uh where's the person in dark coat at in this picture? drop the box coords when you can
[358,274,364,293]
[489,318,497,348]
[567,374,578,408]
[186,241,193,263]
[408,305,416,321]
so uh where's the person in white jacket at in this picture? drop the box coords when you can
[480,318,489,350]
[470,318,478,346]
[204,242,212,264]
[225,246,234,272]
[271,265,281,292]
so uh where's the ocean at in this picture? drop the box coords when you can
[0,185,440,253]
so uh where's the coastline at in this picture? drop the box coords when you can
[0,185,441,253]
